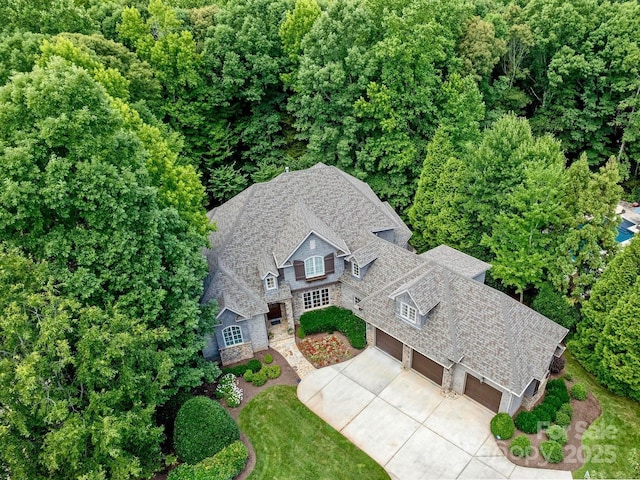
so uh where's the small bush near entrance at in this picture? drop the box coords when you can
[299,306,366,349]
[247,359,262,373]
[515,410,539,434]
[251,369,267,387]
[263,365,281,379]
[264,353,273,364]
[546,425,568,445]
[490,413,515,440]
[168,441,248,480]
[174,396,239,465]
[571,383,587,401]
[540,440,564,463]
[509,435,532,457]
[222,364,249,377]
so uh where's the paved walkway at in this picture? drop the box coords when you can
[298,348,572,480]
[268,329,315,379]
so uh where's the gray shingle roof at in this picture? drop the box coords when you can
[357,245,568,394]
[347,241,379,267]
[420,245,491,279]
[204,163,411,313]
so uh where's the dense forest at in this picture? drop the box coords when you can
[0,0,639,478]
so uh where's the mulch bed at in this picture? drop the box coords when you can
[496,376,602,471]
[296,330,363,368]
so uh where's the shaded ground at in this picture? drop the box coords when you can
[496,376,602,471]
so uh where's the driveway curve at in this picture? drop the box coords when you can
[298,347,571,480]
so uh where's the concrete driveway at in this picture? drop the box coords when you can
[298,348,571,480]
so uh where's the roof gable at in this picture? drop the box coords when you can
[273,202,350,267]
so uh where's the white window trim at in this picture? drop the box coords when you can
[351,261,360,278]
[222,325,243,347]
[304,256,324,278]
[303,288,330,311]
[400,302,417,324]
[265,275,278,291]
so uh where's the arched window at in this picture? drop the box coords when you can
[304,256,324,278]
[222,325,243,347]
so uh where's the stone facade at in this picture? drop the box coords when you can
[291,282,342,322]
[220,342,253,365]
[520,376,549,411]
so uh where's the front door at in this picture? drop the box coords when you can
[267,303,282,325]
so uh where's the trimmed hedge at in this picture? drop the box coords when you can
[546,425,568,445]
[174,396,239,465]
[515,410,539,434]
[540,440,564,463]
[264,353,274,364]
[490,413,515,440]
[247,359,262,373]
[558,403,573,419]
[555,412,571,428]
[221,364,249,377]
[509,435,532,457]
[251,369,267,387]
[168,441,248,480]
[264,365,281,379]
[299,306,366,349]
[571,383,587,401]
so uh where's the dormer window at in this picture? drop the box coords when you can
[400,302,417,324]
[351,261,360,278]
[265,275,278,291]
[304,256,324,278]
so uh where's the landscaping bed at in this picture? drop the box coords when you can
[495,375,601,471]
[296,331,362,368]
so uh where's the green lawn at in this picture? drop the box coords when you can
[565,351,640,478]
[238,385,390,480]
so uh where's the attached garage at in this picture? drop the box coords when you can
[464,374,502,412]
[411,351,443,386]
[375,328,403,361]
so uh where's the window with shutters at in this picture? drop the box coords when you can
[304,256,324,278]
[303,288,330,310]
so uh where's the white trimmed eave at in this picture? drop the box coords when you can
[216,306,250,321]
[276,230,351,268]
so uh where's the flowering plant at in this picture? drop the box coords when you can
[215,373,243,408]
[298,334,352,367]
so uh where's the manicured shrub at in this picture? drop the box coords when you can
[243,369,253,382]
[264,353,274,364]
[545,379,570,404]
[168,441,248,480]
[549,355,566,374]
[543,393,565,411]
[490,413,515,440]
[546,425,568,445]
[222,364,249,377]
[532,403,554,425]
[564,373,574,382]
[247,359,262,373]
[540,440,564,463]
[509,435,532,457]
[264,365,281,379]
[299,306,366,349]
[515,410,540,434]
[297,326,305,339]
[558,403,573,419]
[571,383,587,401]
[554,412,571,428]
[174,396,239,465]
[251,369,267,387]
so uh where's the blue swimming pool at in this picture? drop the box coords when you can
[616,219,635,243]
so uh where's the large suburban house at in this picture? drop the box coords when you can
[202,163,568,414]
